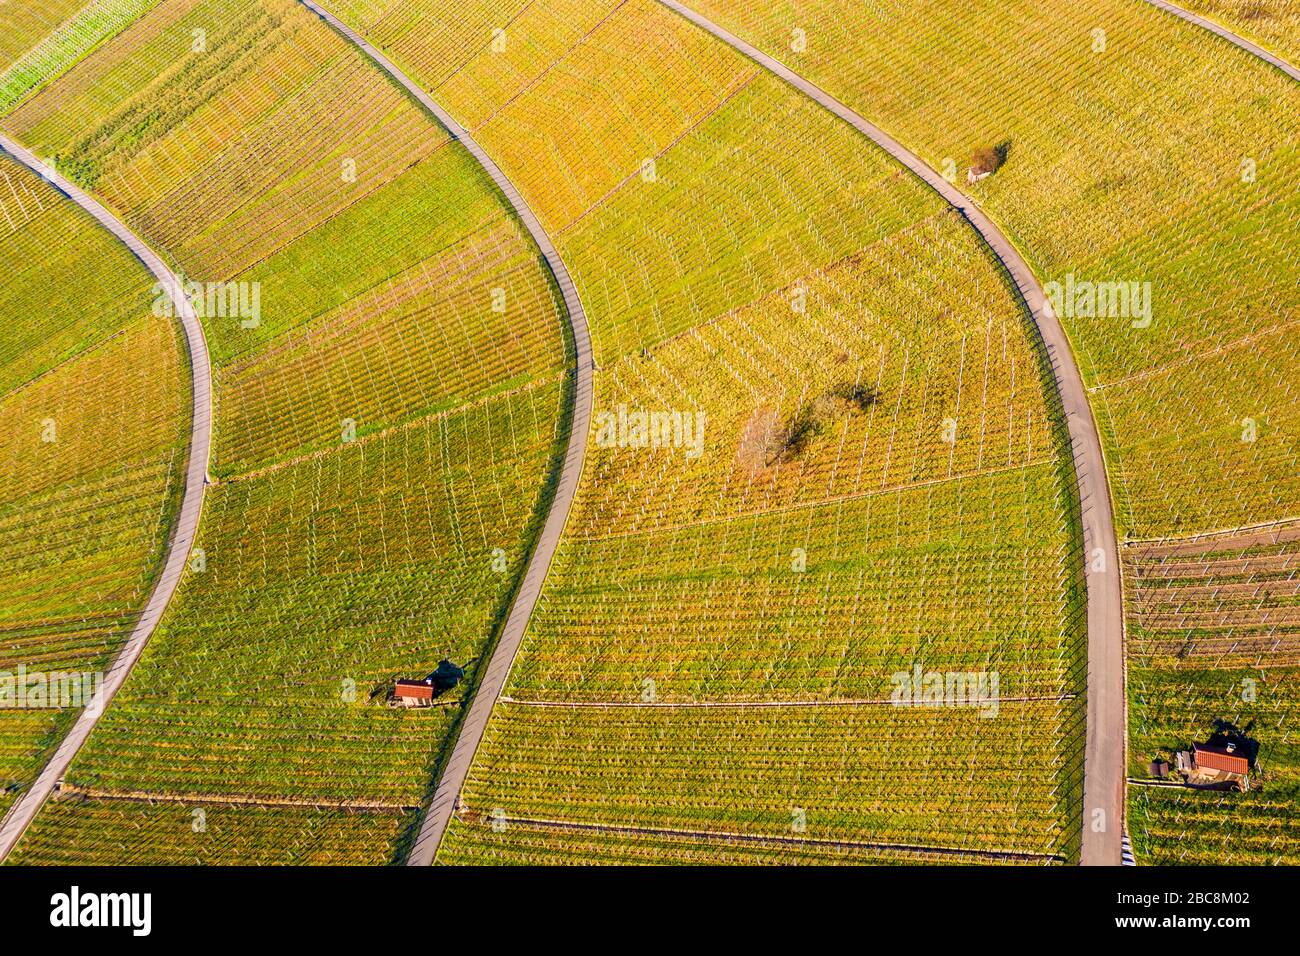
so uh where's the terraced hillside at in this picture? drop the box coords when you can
[676,0,1300,863]
[0,153,187,819]
[2,0,571,863]
[328,0,1088,864]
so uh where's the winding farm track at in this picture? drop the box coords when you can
[1139,0,1300,81]
[657,0,1125,865]
[292,1,594,866]
[0,133,212,861]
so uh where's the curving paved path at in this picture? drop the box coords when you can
[293,1,594,866]
[657,0,1125,865]
[1140,0,1300,81]
[0,133,212,861]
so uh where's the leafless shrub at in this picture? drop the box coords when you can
[737,406,784,473]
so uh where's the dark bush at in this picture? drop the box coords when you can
[970,146,1003,177]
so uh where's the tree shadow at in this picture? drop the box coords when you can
[1207,718,1260,767]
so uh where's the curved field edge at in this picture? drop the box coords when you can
[1140,0,1300,76]
[0,135,207,860]
[3,0,577,864]
[322,0,1086,868]
[287,0,597,865]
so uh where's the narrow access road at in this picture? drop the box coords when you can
[294,1,594,866]
[0,134,212,861]
[657,0,1125,866]
[1140,0,1300,82]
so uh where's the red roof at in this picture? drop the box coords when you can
[1193,744,1249,775]
[394,679,434,700]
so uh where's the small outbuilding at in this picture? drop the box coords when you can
[388,660,467,707]
[391,677,435,707]
[1175,742,1251,791]
[1192,743,1249,775]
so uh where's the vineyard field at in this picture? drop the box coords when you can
[0,153,187,813]
[0,0,1292,873]
[9,798,412,864]
[0,0,158,115]
[327,0,1087,864]
[3,0,570,863]
[685,0,1300,540]
[447,698,1079,858]
[0,0,90,69]
[1126,525,1300,864]
[1174,0,1300,65]
[440,817,1050,865]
